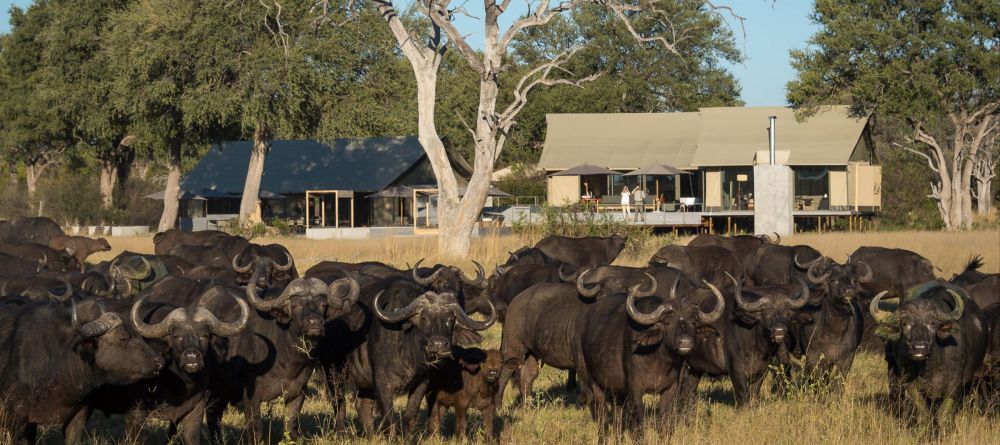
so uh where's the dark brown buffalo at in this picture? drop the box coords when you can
[965,275,999,309]
[206,273,361,442]
[69,282,250,445]
[0,242,81,272]
[871,282,987,437]
[425,347,503,439]
[748,243,822,286]
[575,274,725,435]
[979,303,1000,399]
[725,274,811,405]
[494,247,552,275]
[0,216,64,245]
[0,298,165,444]
[688,233,779,274]
[49,235,112,271]
[533,234,627,269]
[648,244,743,289]
[0,277,74,303]
[0,252,43,278]
[792,255,870,379]
[230,243,297,287]
[153,229,249,259]
[95,252,192,298]
[477,261,574,321]
[342,276,496,436]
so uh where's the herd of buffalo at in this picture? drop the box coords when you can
[0,216,997,443]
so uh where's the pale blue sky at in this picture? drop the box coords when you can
[1,1,817,106]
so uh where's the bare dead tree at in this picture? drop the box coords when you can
[972,138,998,217]
[362,0,743,257]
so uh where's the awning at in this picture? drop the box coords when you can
[623,164,692,176]
[550,163,622,176]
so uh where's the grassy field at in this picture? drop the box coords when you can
[35,230,1000,444]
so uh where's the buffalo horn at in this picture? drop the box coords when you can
[698,280,726,323]
[855,261,874,283]
[37,254,47,271]
[245,271,295,311]
[232,254,253,273]
[48,279,74,302]
[452,297,497,331]
[273,251,294,272]
[625,278,665,326]
[788,277,810,309]
[794,253,824,271]
[558,263,578,282]
[411,259,442,286]
[373,290,426,323]
[943,289,966,321]
[576,269,601,298]
[328,268,361,309]
[462,261,486,288]
[729,272,766,312]
[73,301,123,337]
[869,291,895,323]
[194,290,250,337]
[131,294,186,339]
[772,232,781,245]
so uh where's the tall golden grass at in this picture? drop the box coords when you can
[32,230,1000,444]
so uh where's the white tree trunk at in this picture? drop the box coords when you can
[25,163,47,197]
[239,125,271,225]
[99,161,118,210]
[157,142,182,232]
[977,177,993,215]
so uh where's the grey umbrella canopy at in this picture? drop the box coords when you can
[371,185,513,198]
[550,163,622,176]
[624,164,692,176]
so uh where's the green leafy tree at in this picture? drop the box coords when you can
[104,0,238,231]
[788,0,1000,230]
[40,0,135,209]
[0,2,74,197]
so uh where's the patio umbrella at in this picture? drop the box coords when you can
[258,190,287,199]
[550,163,621,176]
[369,185,414,198]
[624,164,692,202]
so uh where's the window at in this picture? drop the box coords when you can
[794,167,830,210]
[721,167,753,210]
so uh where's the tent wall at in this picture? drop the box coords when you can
[704,169,722,211]
[547,176,580,206]
[828,168,849,210]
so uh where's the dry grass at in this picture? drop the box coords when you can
[28,230,1000,444]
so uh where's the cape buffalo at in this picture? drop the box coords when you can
[206,273,360,442]
[533,234,627,269]
[949,255,990,287]
[648,244,744,288]
[230,243,297,287]
[575,274,725,435]
[871,281,987,437]
[153,229,249,259]
[0,276,74,303]
[425,347,504,439]
[0,298,164,444]
[343,275,496,435]
[0,216,64,245]
[49,235,112,271]
[494,246,552,275]
[965,275,999,308]
[477,261,575,321]
[68,283,250,445]
[748,243,822,286]
[0,242,81,272]
[688,233,779,275]
[725,274,810,405]
[792,255,870,379]
[0,252,43,277]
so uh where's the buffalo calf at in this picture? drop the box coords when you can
[426,347,503,439]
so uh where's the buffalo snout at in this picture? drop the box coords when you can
[485,368,500,383]
[427,336,451,356]
[303,315,325,335]
[769,323,788,343]
[675,335,695,355]
[907,341,931,360]
[180,349,204,373]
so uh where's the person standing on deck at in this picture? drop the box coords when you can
[620,186,632,222]
[632,186,646,222]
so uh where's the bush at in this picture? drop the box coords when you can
[512,203,671,261]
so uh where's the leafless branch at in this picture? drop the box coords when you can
[894,141,940,174]
[425,0,487,73]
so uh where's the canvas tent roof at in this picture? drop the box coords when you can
[538,106,869,170]
[181,137,426,195]
[539,113,701,171]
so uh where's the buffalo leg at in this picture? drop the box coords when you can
[356,396,377,436]
[243,396,264,444]
[63,406,90,445]
[566,369,578,392]
[496,356,524,409]
[425,402,444,437]
[656,380,683,437]
[124,408,148,443]
[454,405,469,439]
[283,392,306,440]
[374,382,400,434]
[322,368,348,433]
[178,398,206,445]
[517,356,540,406]
[482,404,496,440]
[934,397,956,438]
[402,379,430,435]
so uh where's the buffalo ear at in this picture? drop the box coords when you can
[269,309,292,324]
[452,326,483,346]
[73,338,98,363]
[458,348,486,372]
[695,325,720,337]
[936,321,957,339]
[634,326,663,348]
[875,324,901,341]
[795,312,815,325]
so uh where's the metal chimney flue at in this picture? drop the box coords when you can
[768,115,777,165]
